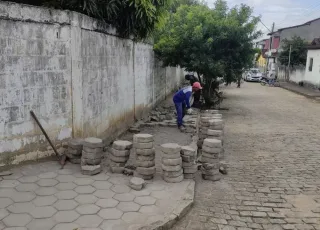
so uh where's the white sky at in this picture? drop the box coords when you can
[207,0,320,39]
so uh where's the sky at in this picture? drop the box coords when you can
[207,0,320,39]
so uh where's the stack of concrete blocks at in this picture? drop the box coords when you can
[66,138,83,164]
[201,138,222,181]
[133,134,156,180]
[129,177,146,191]
[81,137,104,175]
[181,146,197,179]
[161,143,184,183]
[207,118,224,159]
[109,140,133,173]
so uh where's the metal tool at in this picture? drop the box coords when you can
[30,110,67,169]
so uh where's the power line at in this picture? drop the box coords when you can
[276,2,320,27]
[258,19,272,33]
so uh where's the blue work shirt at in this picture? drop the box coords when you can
[173,86,192,108]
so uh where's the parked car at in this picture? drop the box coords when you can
[244,68,263,82]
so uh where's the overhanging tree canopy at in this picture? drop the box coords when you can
[4,0,172,39]
[154,0,261,103]
[279,36,308,67]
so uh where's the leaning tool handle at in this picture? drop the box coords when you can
[30,110,61,161]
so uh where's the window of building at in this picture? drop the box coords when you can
[309,58,313,72]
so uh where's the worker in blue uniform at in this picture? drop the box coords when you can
[173,82,202,131]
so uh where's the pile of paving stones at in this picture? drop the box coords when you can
[133,134,156,180]
[129,177,146,191]
[161,143,184,183]
[201,138,222,181]
[66,138,83,164]
[109,140,133,174]
[198,110,223,144]
[181,146,198,179]
[81,137,104,175]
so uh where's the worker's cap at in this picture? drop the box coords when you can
[192,82,202,89]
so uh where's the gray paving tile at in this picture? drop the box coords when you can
[139,205,161,214]
[113,193,135,202]
[75,195,98,204]
[15,183,39,192]
[3,214,32,227]
[54,182,77,191]
[55,190,78,200]
[0,180,20,188]
[18,176,39,183]
[100,219,129,230]
[0,209,9,220]
[93,190,115,199]
[53,210,80,223]
[121,212,146,224]
[92,181,112,190]
[91,173,110,181]
[36,179,59,187]
[76,215,103,228]
[38,172,58,179]
[53,200,79,211]
[26,218,56,230]
[33,195,57,206]
[108,177,129,185]
[10,192,36,202]
[52,223,80,230]
[74,178,95,186]
[35,187,57,196]
[134,196,156,206]
[30,206,57,218]
[117,202,141,212]
[98,208,123,220]
[57,169,74,175]
[75,185,96,194]
[96,199,119,208]
[111,185,131,194]
[56,175,76,183]
[0,198,13,208]
[0,189,15,198]
[130,190,151,197]
[76,204,100,215]
[7,202,36,214]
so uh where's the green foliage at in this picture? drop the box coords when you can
[4,0,171,39]
[279,36,308,67]
[154,0,261,104]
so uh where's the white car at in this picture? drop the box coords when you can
[244,68,263,82]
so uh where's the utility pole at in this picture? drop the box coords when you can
[287,44,292,81]
[266,22,275,75]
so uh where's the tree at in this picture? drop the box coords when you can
[154,0,261,104]
[279,36,308,67]
[4,0,172,39]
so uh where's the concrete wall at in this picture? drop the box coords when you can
[304,49,320,86]
[278,49,320,87]
[0,2,184,167]
[278,65,306,84]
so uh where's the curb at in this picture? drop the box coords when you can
[280,85,320,100]
[139,180,195,230]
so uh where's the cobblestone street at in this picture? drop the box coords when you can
[173,83,320,230]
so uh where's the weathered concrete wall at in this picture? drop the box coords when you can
[0,2,184,167]
[278,65,306,84]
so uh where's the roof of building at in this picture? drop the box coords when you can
[268,17,320,35]
[307,37,320,50]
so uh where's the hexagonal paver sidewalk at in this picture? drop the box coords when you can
[0,161,195,229]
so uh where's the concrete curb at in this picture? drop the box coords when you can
[280,84,320,100]
[139,180,195,230]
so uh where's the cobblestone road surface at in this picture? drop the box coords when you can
[172,83,320,230]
